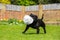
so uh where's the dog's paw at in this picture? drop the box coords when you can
[22,32,25,34]
[37,33,39,34]
[44,32,46,34]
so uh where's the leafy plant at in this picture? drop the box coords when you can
[8,18,19,24]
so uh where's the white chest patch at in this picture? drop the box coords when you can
[23,15,34,25]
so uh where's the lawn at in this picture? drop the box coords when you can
[0,24,60,40]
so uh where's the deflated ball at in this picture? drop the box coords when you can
[23,15,34,25]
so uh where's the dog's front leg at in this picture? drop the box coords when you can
[22,25,29,34]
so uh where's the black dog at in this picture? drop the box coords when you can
[22,13,46,34]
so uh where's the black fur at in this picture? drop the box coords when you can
[22,13,46,34]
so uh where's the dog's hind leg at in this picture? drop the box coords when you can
[36,27,40,34]
[22,25,29,33]
[42,27,46,34]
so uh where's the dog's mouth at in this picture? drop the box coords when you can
[23,15,34,25]
[23,19,34,25]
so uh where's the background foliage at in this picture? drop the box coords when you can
[0,0,11,4]
[0,0,60,6]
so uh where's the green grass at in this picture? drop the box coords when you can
[0,24,60,40]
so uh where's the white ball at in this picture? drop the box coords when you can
[23,15,34,25]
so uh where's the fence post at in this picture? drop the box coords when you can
[1,4,6,20]
[38,4,43,19]
[21,6,25,20]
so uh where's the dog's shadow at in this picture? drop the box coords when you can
[23,33,44,35]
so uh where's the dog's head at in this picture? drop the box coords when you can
[23,13,38,25]
[30,13,38,22]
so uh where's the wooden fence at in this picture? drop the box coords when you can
[0,3,60,24]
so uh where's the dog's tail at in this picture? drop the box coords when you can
[41,14,44,20]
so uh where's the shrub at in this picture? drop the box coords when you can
[8,18,19,24]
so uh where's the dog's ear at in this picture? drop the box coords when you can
[30,13,33,16]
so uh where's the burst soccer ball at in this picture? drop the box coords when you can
[23,15,34,25]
